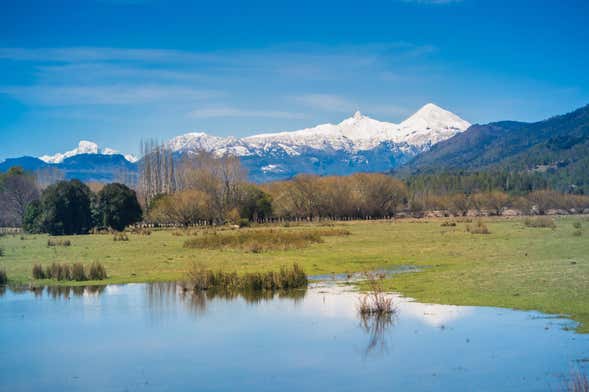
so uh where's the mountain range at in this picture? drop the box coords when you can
[0,103,471,182]
[3,102,588,191]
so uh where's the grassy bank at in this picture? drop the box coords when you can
[1,216,588,331]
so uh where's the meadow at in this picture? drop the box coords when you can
[1,216,588,331]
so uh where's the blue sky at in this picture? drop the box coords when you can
[1,0,588,160]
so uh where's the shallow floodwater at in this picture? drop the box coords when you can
[0,282,588,391]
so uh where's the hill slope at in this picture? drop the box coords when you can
[402,104,589,192]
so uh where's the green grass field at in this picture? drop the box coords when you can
[1,216,589,331]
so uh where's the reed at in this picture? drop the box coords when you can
[186,263,308,292]
[358,273,394,315]
[33,262,107,281]
[88,261,108,280]
[0,268,7,285]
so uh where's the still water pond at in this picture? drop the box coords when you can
[0,281,587,391]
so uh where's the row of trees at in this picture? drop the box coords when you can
[24,180,142,235]
[4,150,589,232]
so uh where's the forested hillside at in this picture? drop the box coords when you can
[401,104,589,193]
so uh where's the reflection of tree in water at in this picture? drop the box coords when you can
[359,312,396,357]
[152,283,307,315]
[0,285,5,297]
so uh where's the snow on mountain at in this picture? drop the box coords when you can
[169,103,470,157]
[39,140,138,163]
[30,103,469,182]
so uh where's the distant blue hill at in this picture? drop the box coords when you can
[0,154,138,183]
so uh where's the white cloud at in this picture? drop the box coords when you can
[188,106,306,119]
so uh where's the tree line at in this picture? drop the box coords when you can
[2,150,589,233]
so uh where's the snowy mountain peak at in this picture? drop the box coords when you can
[170,103,470,156]
[39,140,137,163]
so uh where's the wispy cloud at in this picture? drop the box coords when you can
[188,106,305,119]
[0,85,219,106]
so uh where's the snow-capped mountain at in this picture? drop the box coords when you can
[6,103,469,183]
[39,141,138,163]
[167,103,470,181]
[169,103,469,156]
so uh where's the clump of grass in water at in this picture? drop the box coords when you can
[524,216,556,229]
[88,261,107,280]
[0,268,7,285]
[466,220,490,235]
[358,272,395,315]
[186,263,308,291]
[32,264,45,279]
[32,262,107,281]
[183,228,350,252]
[47,238,71,247]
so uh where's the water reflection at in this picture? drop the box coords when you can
[359,312,397,357]
[145,281,308,319]
[1,281,589,391]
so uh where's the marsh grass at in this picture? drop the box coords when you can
[71,263,86,281]
[32,264,45,279]
[47,239,71,247]
[88,261,107,280]
[0,268,7,284]
[186,263,308,291]
[0,246,4,257]
[32,262,107,281]
[183,228,350,252]
[573,230,583,237]
[524,216,556,229]
[358,273,395,315]
[466,220,490,234]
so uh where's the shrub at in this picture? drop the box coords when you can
[523,216,556,229]
[0,268,7,285]
[88,262,107,280]
[573,230,583,237]
[466,220,490,234]
[32,264,46,279]
[573,221,582,229]
[440,221,456,227]
[71,263,87,281]
[113,232,129,242]
[0,247,4,257]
